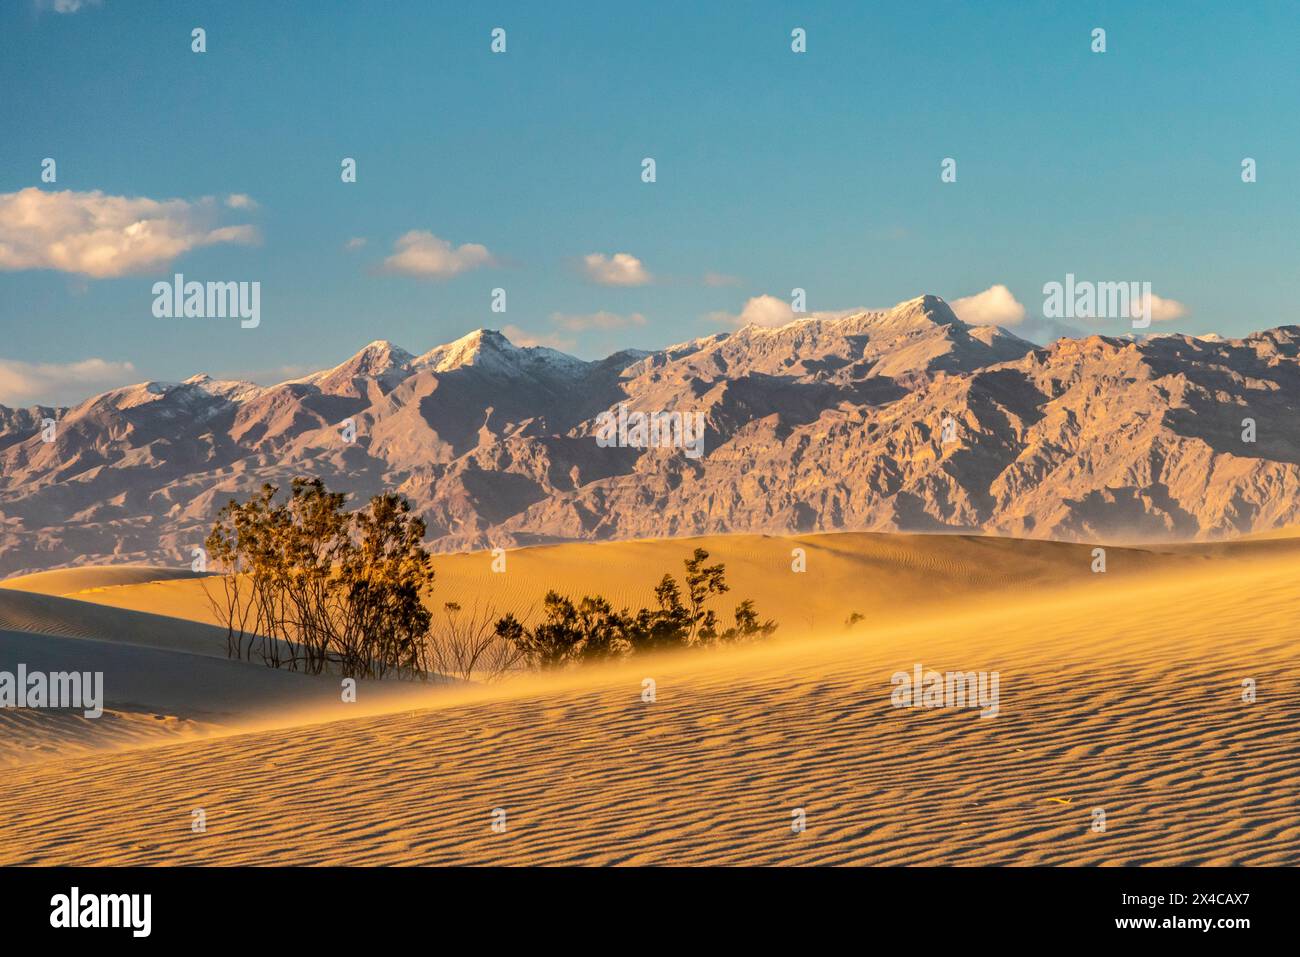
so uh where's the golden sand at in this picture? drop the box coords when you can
[0,532,1295,865]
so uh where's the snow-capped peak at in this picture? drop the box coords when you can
[414,329,589,378]
[291,339,415,392]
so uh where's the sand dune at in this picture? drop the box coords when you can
[2,531,1261,638]
[0,586,230,655]
[0,532,1295,865]
[0,588,451,767]
[0,565,204,596]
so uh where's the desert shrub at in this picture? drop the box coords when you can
[494,547,776,669]
[424,600,527,682]
[203,478,436,679]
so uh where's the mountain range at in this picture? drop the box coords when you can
[2,294,1298,576]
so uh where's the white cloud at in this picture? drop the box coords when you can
[950,284,1027,326]
[225,193,258,210]
[344,237,367,251]
[1133,292,1189,323]
[0,357,136,407]
[0,188,259,279]
[551,310,647,332]
[501,325,575,351]
[709,296,871,329]
[381,230,494,279]
[711,294,797,328]
[581,252,652,287]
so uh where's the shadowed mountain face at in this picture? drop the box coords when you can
[2,294,1298,575]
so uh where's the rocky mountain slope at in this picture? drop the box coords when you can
[2,294,1297,575]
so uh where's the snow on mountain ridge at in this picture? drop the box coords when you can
[414,328,591,378]
[5,297,1300,576]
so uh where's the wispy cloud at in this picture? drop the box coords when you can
[38,0,102,13]
[0,188,259,279]
[702,271,742,288]
[950,284,1027,326]
[344,237,368,251]
[224,193,258,210]
[215,363,315,385]
[0,357,136,407]
[381,230,494,279]
[581,252,652,287]
[551,310,647,332]
[501,324,575,350]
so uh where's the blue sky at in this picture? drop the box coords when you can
[2,0,1298,405]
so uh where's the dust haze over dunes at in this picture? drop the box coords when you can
[0,532,1297,865]
[3,295,1300,577]
[0,566,453,768]
[3,530,1272,639]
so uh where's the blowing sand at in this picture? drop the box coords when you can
[0,531,1296,865]
[1,531,1234,637]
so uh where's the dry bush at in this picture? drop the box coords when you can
[493,548,777,670]
[421,599,528,682]
[203,479,435,679]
